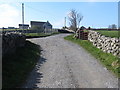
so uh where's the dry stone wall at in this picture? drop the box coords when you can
[2,32,26,56]
[88,30,120,58]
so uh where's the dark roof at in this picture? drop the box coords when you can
[8,27,16,29]
[19,24,29,26]
[46,21,52,26]
[80,26,86,30]
[30,21,46,26]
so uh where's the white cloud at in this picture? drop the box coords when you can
[0,4,21,28]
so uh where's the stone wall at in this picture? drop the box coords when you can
[2,32,26,56]
[88,30,120,57]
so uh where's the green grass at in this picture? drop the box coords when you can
[25,33,48,36]
[3,40,41,88]
[0,29,28,31]
[64,35,120,78]
[25,32,60,37]
[95,30,119,38]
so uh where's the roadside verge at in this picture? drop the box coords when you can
[64,34,120,78]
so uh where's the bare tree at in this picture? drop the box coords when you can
[68,9,83,31]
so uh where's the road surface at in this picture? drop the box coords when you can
[23,34,118,88]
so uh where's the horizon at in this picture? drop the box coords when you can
[0,2,118,29]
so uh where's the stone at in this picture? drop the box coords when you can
[2,32,26,56]
[88,30,119,57]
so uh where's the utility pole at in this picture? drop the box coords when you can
[64,17,66,29]
[22,3,24,32]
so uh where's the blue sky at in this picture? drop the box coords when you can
[0,2,118,28]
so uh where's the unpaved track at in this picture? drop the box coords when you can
[23,34,118,88]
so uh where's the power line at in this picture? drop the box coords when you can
[11,3,56,19]
[25,4,55,17]
[10,3,65,28]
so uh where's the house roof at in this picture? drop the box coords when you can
[19,24,29,26]
[30,21,52,26]
[45,21,52,26]
[31,21,46,26]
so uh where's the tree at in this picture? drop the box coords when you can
[111,24,117,29]
[108,25,111,29]
[88,27,91,30]
[62,26,68,29]
[68,9,83,31]
[108,24,117,29]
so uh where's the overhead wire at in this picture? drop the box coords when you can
[24,3,56,20]
[11,2,56,20]
[11,3,62,28]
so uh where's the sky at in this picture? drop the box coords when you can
[0,1,119,29]
[118,1,120,28]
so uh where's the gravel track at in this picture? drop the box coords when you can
[23,34,118,88]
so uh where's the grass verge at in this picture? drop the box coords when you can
[64,34,120,78]
[3,40,40,88]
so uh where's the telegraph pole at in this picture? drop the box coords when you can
[22,3,24,32]
[64,17,66,28]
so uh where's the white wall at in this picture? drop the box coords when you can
[19,26,29,29]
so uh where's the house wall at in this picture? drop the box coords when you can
[31,21,45,29]
[19,26,29,29]
[43,22,52,30]
[30,21,52,30]
[31,24,45,30]
[88,30,120,57]
[44,25,52,29]
[31,25,40,28]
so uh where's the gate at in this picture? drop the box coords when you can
[78,30,88,40]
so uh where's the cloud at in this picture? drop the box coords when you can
[0,4,21,28]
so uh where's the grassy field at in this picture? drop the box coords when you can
[25,32,60,37]
[25,33,50,36]
[3,40,40,88]
[64,35,120,78]
[0,29,28,31]
[95,30,119,38]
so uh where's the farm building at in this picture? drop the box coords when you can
[30,21,52,30]
[19,24,29,29]
[8,27,17,29]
